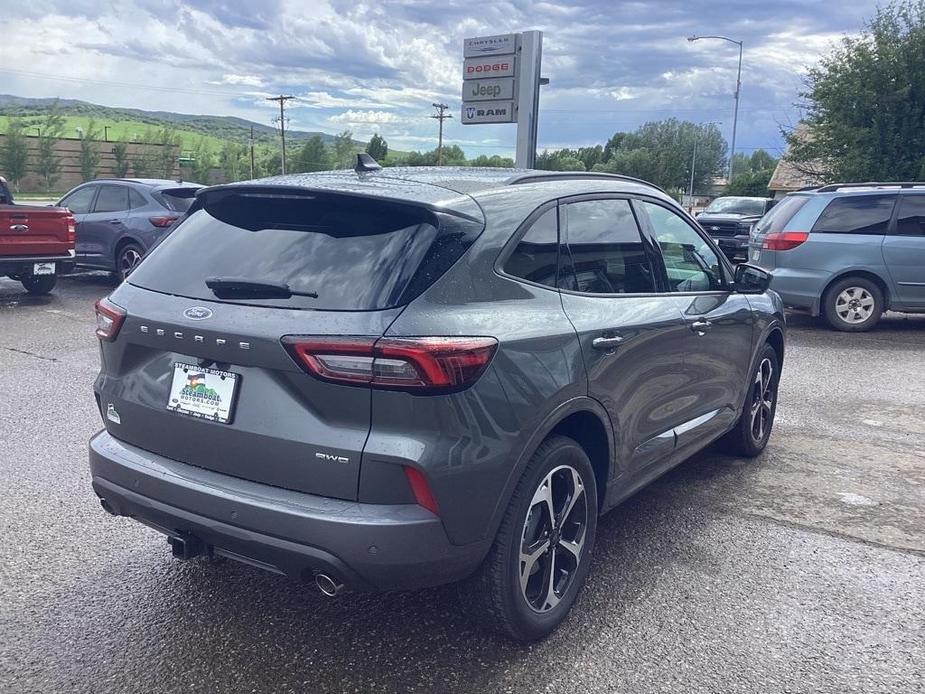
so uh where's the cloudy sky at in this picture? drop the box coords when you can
[2,0,875,158]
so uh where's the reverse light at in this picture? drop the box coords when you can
[149,215,179,228]
[762,231,809,251]
[94,297,126,341]
[282,336,498,393]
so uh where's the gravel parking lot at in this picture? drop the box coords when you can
[1,272,923,694]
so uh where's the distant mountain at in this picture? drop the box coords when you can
[0,94,358,147]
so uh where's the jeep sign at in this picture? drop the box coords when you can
[463,56,515,80]
[461,101,515,124]
[463,77,515,102]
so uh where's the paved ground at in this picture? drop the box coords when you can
[1,273,923,694]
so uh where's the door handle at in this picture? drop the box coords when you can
[592,335,625,351]
[690,320,713,335]
[107,219,121,224]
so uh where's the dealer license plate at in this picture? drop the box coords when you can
[33,262,55,275]
[166,362,240,424]
[751,250,760,262]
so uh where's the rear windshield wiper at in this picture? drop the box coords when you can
[205,277,318,299]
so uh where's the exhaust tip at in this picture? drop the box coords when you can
[100,498,117,516]
[315,573,344,597]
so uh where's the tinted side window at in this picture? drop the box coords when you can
[812,195,896,235]
[641,201,725,292]
[93,185,130,213]
[60,186,96,214]
[129,189,148,209]
[563,199,655,295]
[894,196,925,236]
[503,207,558,288]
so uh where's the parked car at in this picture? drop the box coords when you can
[697,196,775,260]
[750,182,925,331]
[57,178,202,280]
[89,165,785,641]
[0,175,76,294]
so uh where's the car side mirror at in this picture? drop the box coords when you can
[734,263,771,294]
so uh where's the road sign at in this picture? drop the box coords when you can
[462,77,516,102]
[463,55,516,80]
[461,101,515,124]
[464,34,516,58]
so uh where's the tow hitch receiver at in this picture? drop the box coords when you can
[167,534,205,560]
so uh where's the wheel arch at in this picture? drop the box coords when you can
[821,269,891,311]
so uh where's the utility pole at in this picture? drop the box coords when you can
[266,95,295,174]
[249,126,255,179]
[430,103,451,165]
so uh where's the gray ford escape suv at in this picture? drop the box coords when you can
[90,164,785,640]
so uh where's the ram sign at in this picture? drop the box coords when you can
[461,101,515,124]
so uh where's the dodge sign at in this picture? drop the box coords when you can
[463,56,516,80]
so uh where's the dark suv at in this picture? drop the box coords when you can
[89,166,785,640]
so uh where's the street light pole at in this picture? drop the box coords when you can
[688,35,743,182]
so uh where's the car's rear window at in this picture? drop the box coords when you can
[128,192,482,310]
[153,188,198,212]
[754,195,809,235]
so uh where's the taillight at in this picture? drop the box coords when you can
[403,466,439,514]
[149,216,179,228]
[95,297,126,341]
[282,336,498,393]
[66,214,76,244]
[762,231,809,251]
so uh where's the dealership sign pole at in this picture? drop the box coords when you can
[462,31,543,168]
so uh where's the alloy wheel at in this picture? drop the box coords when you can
[750,357,775,443]
[519,464,588,613]
[119,248,143,280]
[835,286,875,324]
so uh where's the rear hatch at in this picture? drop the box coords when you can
[0,205,74,257]
[95,184,483,500]
[749,194,819,268]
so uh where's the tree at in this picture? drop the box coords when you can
[1,118,29,191]
[78,119,102,182]
[470,154,515,167]
[786,0,925,181]
[365,133,388,162]
[294,136,330,172]
[190,138,214,184]
[111,141,130,178]
[727,150,779,196]
[332,130,355,169]
[35,103,65,192]
[219,141,247,181]
[151,126,180,178]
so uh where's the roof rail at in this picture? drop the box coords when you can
[814,181,925,192]
[505,171,668,195]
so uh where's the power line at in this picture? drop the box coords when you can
[267,95,295,175]
[430,103,452,166]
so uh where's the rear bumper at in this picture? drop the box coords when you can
[89,430,489,590]
[768,266,830,315]
[0,252,75,276]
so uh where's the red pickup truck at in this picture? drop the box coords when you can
[0,177,76,294]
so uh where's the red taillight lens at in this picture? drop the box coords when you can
[149,215,179,228]
[66,214,76,244]
[762,231,809,251]
[95,297,126,341]
[282,336,498,393]
[403,466,439,514]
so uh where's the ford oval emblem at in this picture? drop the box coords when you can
[183,306,213,320]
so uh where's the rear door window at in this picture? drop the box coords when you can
[894,195,925,236]
[128,192,483,311]
[93,185,130,213]
[503,207,559,288]
[561,198,656,294]
[811,195,896,234]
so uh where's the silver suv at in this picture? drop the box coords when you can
[751,183,925,331]
[89,165,785,640]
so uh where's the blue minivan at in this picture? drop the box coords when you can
[750,183,925,331]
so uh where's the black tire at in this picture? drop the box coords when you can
[115,242,145,281]
[21,274,57,295]
[822,276,883,332]
[459,435,598,641]
[719,343,780,457]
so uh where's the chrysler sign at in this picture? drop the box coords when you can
[464,34,516,58]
